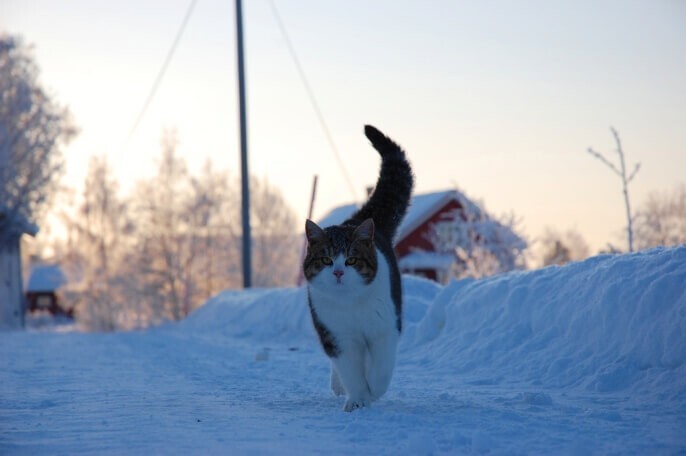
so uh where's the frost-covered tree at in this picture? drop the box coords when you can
[425,194,527,280]
[539,227,590,266]
[188,160,241,297]
[127,131,303,320]
[59,156,134,330]
[0,34,76,243]
[44,129,299,329]
[250,177,300,287]
[130,130,198,320]
[634,184,686,250]
[0,34,75,329]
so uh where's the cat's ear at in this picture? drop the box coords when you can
[353,218,375,242]
[305,219,326,244]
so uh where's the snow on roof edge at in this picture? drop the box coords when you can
[26,264,67,292]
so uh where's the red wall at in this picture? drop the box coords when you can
[395,199,464,256]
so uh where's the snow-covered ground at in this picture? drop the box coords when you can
[2,246,685,454]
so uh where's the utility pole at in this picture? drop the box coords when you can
[296,175,319,286]
[235,0,251,287]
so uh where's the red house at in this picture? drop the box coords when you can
[317,190,483,282]
[25,264,73,318]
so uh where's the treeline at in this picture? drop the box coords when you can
[538,183,686,266]
[37,131,299,331]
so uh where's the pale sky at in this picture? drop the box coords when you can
[3,0,685,254]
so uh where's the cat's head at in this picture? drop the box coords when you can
[303,218,377,291]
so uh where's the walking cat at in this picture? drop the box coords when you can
[303,125,413,411]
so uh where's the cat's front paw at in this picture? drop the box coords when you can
[331,383,346,397]
[331,373,346,397]
[343,397,369,412]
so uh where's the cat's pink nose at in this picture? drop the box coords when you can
[333,269,344,279]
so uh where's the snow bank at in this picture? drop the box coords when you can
[187,245,685,400]
[412,246,686,399]
[181,287,316,345]
[3,245,685,454]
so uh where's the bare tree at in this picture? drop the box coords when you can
[587,128,640,252]
[129,148,303,317]
[60,155,133,330]
[0,34,76,240]
[250,176,300,287]
[131,130,195,320]
[41,128,300,329]
[634,184,686,250]
[539,227,590,266]
[188,160,241,296]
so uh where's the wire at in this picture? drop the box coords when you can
[267,0,359,202]
[127,0,199,142]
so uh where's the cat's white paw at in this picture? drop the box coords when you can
[330,370,346,397]
[331,383,346,397]
[343,397,369,412]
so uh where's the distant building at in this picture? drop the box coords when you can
[25,264,72,318]
[317,190,508,282]
[0,206,38,329]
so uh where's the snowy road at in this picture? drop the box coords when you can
[2,246,685,454]
[3,329,679,455]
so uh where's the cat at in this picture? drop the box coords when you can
[303,125,413,411]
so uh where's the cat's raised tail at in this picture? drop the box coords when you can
[345,125,414,240]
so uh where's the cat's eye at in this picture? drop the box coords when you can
[320,257,333,266]
[345,257,357,266]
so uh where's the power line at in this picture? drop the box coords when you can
[127,0,199,142]
[267,0,359,202]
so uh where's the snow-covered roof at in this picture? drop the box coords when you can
[26,264,67,292]
[316,189,480,242]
